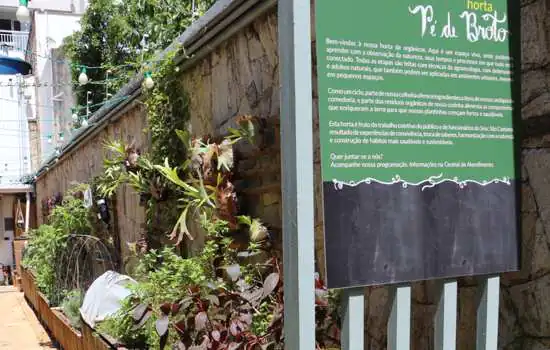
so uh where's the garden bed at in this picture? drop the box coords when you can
[51,308,83,350]
[21,267,112,350]
[21,268,38,311]
[81,320,112,350]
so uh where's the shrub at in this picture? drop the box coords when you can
[22,224,67,300]
[23,189,92,304]
[61,289,84,329]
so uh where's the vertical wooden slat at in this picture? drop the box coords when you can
[476,276,500,350]
[388,284,411,350]
[434,280,457,350]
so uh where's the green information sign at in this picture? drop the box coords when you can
[316,0,520,288]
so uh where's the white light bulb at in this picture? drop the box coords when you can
[144,75,154,89]
[81,119,89,127]
[16,5,30,23]
[78,71,88,85]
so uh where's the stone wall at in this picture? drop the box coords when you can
[500,0,550,348]
[35,106,148,260]
[33,0,550,348]
[181,12,283,239]
[181,2,550,349]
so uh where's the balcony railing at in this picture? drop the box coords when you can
[0,30,29,57]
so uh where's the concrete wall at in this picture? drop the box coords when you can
[0,75,31,183]
[32,11,82,162]
[50,47,76,150]
[34,0,550,348]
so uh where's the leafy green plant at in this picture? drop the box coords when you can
[144,47,190,166]
[60,289,84,330]
[23,186,92,304]
[97,126,286,348]
[96,139,158,199]
[97,297,151,348]
[64,0,214,117]
[133,247,208,305]
[100,231,282,349]
[49,196,92,236]
[22,224,66,300]
[153,120,257,245]
[92,115,343,348]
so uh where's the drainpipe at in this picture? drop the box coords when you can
[24,191,30,233]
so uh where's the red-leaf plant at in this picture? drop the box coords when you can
[100,117,341,349]
[125,253,340,349]
[129,256,288,349]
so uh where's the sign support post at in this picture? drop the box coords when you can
[278,0,316,348]
[434,280,458,350]
[388,284,411,350]
[476,276,500,350]
[342,288,365,349]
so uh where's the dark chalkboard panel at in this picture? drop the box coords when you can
[323,181,519,288]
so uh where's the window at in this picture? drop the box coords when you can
[0,19,11,31]
[4,218,14,231]
[0,20,22,32]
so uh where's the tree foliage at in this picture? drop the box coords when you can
[63,0,215,114]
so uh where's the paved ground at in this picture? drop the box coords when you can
[0,286,55,349]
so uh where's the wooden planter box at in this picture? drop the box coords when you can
[37,291,51,330]
[81,320,112,350]
[21,267,38,311]
[51,308,83,350]
[20,266,114,350]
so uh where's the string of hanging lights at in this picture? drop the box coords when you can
[6,0,156,160]
[16,0,30,23]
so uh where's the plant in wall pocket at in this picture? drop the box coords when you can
[96,198,110,225]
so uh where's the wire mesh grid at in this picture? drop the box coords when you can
[51,234,120,306]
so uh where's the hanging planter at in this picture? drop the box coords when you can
[96,199,110,225]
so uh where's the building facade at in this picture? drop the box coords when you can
[0,0,86,274]
[24,0,87,165]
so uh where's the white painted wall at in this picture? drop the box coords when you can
[0,3,87,167]
[0,0,88,14]
[0,75,30,183]
[32,11,82,161]
[0,195,14,268]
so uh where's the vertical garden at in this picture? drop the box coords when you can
[23,0,341,349]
